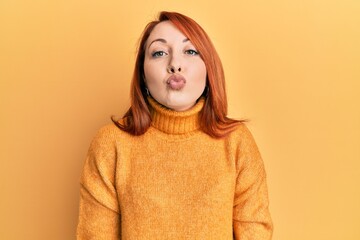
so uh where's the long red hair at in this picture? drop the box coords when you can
[112,11,246,138]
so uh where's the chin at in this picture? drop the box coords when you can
[166,99,196,111]
[154,92,201,111]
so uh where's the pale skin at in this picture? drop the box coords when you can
[143,21,207,111]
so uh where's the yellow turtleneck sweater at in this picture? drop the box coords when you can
[76,97,273,239]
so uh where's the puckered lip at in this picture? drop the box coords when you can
[166,74,186,84]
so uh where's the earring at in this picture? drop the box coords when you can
[145,87,150,96]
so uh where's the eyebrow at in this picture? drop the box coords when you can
[147,38,190,50]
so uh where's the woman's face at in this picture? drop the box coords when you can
[143,21,207,111]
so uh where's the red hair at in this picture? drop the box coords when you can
[112,11,246,138]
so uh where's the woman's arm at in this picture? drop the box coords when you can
[76,126,121,240]
[233,125,273,240]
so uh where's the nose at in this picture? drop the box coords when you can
[167,55,182,74]
[167,65,181,73]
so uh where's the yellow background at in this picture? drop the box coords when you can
[1,0,359,239]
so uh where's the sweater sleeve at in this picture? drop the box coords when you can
[233,125,273,240]
[76,126,121,240]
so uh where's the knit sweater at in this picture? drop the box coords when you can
[76,97,273,240]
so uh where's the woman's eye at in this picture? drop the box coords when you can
[185,49,199,55]
[151,51,167,58]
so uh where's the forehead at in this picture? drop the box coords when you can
[146,21,187,46]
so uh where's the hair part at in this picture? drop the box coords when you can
[112,11,246,138]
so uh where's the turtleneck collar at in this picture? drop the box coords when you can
[147,96,205,135]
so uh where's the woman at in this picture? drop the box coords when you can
[77,11,273,239]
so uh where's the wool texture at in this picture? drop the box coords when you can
[76,97,273,239]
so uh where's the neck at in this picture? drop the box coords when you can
[147,97,205,135]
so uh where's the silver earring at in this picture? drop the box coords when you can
[145,87,150,96]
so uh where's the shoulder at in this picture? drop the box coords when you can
[228,124,266,176]
[226,122,262,155]
[94,122,122,138]
[228,122,257,143]
[89,122,129,152]
[92,123,118,142]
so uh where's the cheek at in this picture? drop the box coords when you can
[143,61,153,82]
[144,67,156,87]
[144,60,165,85]
[194,61,207,84]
